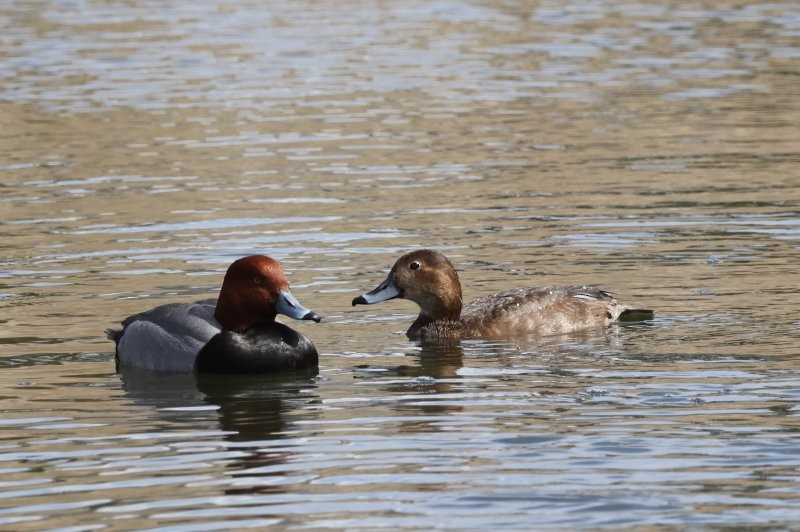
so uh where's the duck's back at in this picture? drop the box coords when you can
[111,299,221,371]
[461,286,628,338]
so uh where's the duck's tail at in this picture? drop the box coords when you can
[618,308,655,322]
[105,328,122,342]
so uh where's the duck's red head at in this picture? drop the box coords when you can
[214,255,321,332]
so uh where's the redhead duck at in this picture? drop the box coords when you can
[352,249,653,341]
[108,255,321,373]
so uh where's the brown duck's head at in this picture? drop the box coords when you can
[352,249,463,321]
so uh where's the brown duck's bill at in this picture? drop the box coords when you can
[352,274,402,306]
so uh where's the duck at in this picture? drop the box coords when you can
[352,249,653,341]
[108,255,321,373]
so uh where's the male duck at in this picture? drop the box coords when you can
[352,249,652,341]
[108,255,321,373]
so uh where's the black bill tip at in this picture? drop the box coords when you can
[303,311,322,323]
[352,295,367,306]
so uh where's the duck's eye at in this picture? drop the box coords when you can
[409,261,420,271]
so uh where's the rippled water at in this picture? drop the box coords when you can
[2,0,800,528]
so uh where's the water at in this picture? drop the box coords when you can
[2,0,800,528]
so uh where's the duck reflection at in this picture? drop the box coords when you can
[118,367,319,495]
[393,341,464,383]
[361,342,466,427]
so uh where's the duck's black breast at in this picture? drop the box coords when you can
[195,322,318,374]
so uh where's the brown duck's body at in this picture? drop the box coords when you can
[461,286,629,338]
[353,250,653,342]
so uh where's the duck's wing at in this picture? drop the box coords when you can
[110,301,221,371]
[461,286,649,338]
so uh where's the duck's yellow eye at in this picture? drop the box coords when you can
[409,261,420,270]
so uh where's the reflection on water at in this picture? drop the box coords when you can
[1,0,800,528]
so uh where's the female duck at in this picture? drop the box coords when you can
[352,249,652,341]
[108,255,321,373]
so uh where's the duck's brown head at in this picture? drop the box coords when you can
[352,249,463,321]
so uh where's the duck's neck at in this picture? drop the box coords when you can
[418,289,462,321]
[408,283,463,340]
[407,314,464,341]
[214,294,275,333]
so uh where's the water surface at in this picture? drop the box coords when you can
[2,0,800,528]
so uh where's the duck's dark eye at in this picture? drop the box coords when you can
[409,261,420,270]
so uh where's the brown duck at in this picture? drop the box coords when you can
[352,249,653,341]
